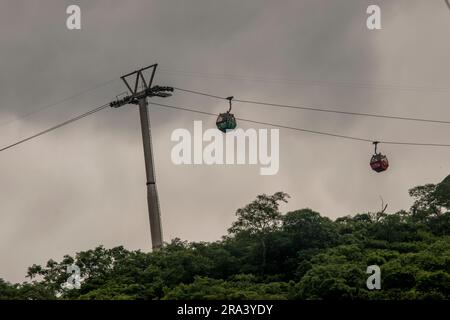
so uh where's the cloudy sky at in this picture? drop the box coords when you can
[0,0,449,283]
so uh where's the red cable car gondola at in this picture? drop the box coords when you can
[370,141,389,173]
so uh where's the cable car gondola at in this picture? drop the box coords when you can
[216,96,237,133]
[370,141,389,173]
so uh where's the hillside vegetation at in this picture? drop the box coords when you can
[1,176,450,300]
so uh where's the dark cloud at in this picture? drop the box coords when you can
[0,0,449,282]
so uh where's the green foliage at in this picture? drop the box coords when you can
[228,192,290,236]
[1,177,449,300]
[409,174,450,216]
[283,209,339,250]
[163,275,294,300]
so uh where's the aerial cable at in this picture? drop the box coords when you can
[173,87,450,125]
[0,78,118,128]
[3,93,450,154]
[150,101,450,147]
[0,103,109,152]
[160,69,450,93]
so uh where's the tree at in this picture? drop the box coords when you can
[0,279,17,300]
[409,184,441,216]
[409,175,450,217]
[228,192,289,273]
[282,209,338,250]
[434,175,450,210]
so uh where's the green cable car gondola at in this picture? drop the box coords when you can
[216,96,237,133]
[370,141,389,173]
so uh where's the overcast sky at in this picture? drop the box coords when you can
[0,0,449,283]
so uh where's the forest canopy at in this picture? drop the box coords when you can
[1,176,450,300]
